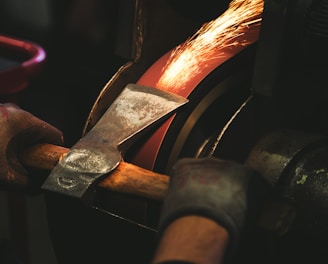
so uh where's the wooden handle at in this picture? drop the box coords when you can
[20,144,169,201]
[20,145,290,234]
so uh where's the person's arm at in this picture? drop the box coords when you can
[0,103,63,192]
[152,216,229,264]
[152,157,270,264]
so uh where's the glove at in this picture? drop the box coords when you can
[158,157,270,253]
[0,103,64,192]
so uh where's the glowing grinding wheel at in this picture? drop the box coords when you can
[131,0,262,172]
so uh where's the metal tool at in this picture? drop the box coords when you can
[41,83,188,206]
[22,142,170,201]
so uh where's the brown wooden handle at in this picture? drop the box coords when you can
[20,144,291,234]
[20,143,169,201]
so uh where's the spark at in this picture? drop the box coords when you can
[156,0,264,91]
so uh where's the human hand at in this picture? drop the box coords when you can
[158,157,270,251]
[0,103,64,192]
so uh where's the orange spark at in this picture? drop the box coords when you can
[156,0,263,92]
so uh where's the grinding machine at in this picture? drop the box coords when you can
[4,0,328,263]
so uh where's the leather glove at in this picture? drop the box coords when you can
[158,157,270,254]
[0,103,64,192]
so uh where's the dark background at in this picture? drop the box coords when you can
[0,1,229,263]
[1,1,328,264]
[0,0,227,146]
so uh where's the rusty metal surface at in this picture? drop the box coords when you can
[288,145,328,238]
[244,129,328,237]
[42,83,187,205]
[245,129,328,187]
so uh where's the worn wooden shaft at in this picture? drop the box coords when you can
[21,144,289,234]
[20,143,169,201]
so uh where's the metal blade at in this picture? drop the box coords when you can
[42,83,188,206]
